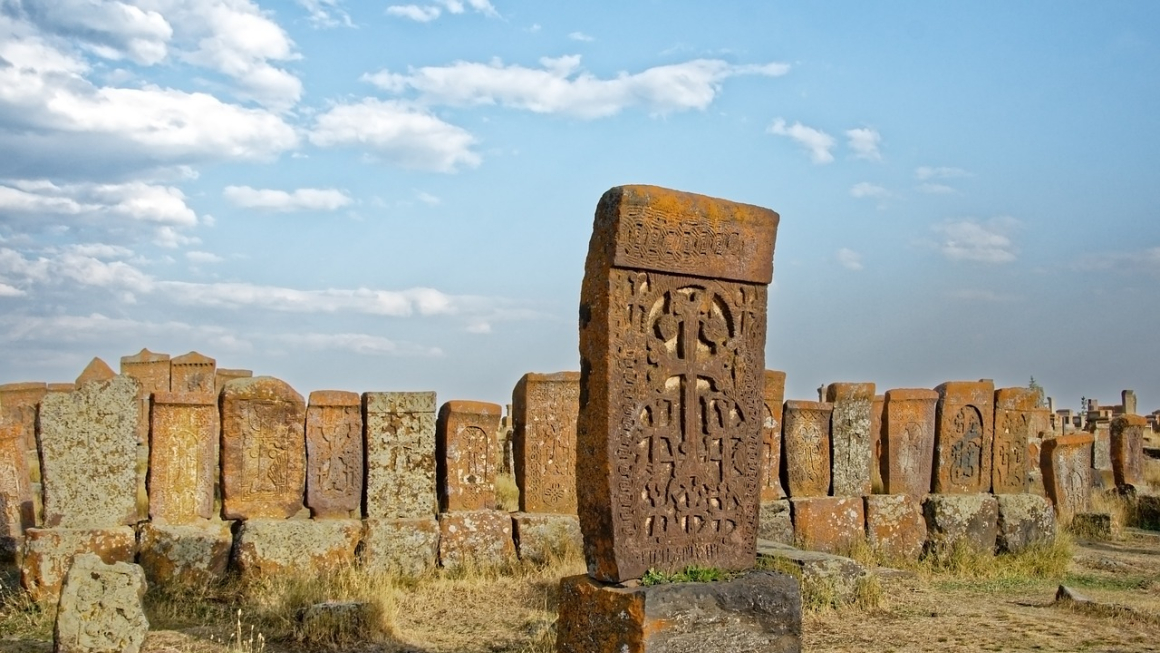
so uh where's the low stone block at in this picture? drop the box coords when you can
[20,527,136,604]
[922,494,998,557]
[995,494,1056,553]
[54,553,148,653]
[790,496,864,554]
[137,522,232,587]
[756,540,870,607]
[437,510,514,569]
[555,571,801,653]
[758,500,794,545]
[232,519,361,577]
[1071,512,1114,539]
[512,513,582,564]
[360,517,439,577]
[864,494,926,562]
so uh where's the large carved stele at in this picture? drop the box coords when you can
[577,185,778,582]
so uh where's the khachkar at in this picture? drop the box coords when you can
[558,186,800,653]
[933,380,995,494]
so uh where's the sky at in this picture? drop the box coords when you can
[0,1,1157,414]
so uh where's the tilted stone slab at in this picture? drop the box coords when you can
[790,496,864,554]
[437,509,514,569]
[512,372,580,514]
[864,494,926,562]
[170,351,216,393]
[220,376,306,520]
[992,387,1038,494]
[825,382,875,497]
[934,381,995,494]
[137,522,232,588]
[306,391,364,518]
[39,375,140,528]
[760,370,787,501]
[995,493,1055,554]
[758,499,794,545]
[782,401,833,498]
[54,553,148,653]
[360,517,439,577]
[20,527,136,604]
[1042,434,1094,524]
[149,392,218,523]
[512,512,582,564]
[576,185,777,583]
[882,389,938,497]
[437,400,501,512]
[364,392,437,519]
[922,494,998,557]
[1110,414,1146,488]
[232,519,361,577]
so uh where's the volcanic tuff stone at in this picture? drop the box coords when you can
[756,540,870,607]
[232,519,361,577]
[119,349,171,394]
[761,371,788,501]
[38,375,140,528]
[137,522,232,587]
[1042,434,1094,523]
[53,554,149,653]
[75,357,116,387]
[0,381,45,450]
[170,351,216,393]
[149,392,218,523]
[512,512,582,563]
[758,499,794,545]
[20,527,136,604]
[0,415,32,560]
[364,392,437,519]
[790,496,864,554]
[437,400,501,512]
[934,381,995,494]
[922,494,999,557]
[437,509,515,569]
[513,372,580,514]
[870,394,884,492]
[220,376,306,520]
[782,401,833,498]
[1091,423,1112,471]
[992,387,1038,494]
[214,368,253,395]
[576,185,777,583]
[825,383,875,497]
[360,517,439,577]
[882,389,938,497]
[1110,414,1146,487]
[864,494,927,562]
[995,493,1056,554]
[306,391,364,518]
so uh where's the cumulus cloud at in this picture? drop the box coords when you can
[297,0,353,28]
[185,250,223,263]
[836,247,863,271]
[846,127,881,161]
[309,99,481,172]
[568,31,594,42]
[11,0,173,65]
[933,217,1020,264]
[363,56,790,119]
[385,0,496,22]
[849,182,889,200]
[386,4,441,21]
[768,118,834,164]
[277,332,443,356]
[223,186,353,212]
[0,282,25,297]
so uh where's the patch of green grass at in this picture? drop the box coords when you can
[1061,572,1157,592]
[640,565,737,586]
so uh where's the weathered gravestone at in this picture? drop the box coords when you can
[1110,414,1146,488]
[933,381,995,494]
[825,382,875,497]
[215,368,253,395]
[760,370,787,501]
[992,387,1038,494]
[119,348,171,394]
[54,553,149,653]
[870,394,884,492]
[306,391,364,518]
[1,382,46,534]
[560,186,796,653]
[0,416,32,561]
[170,351,216,394]
[220,377,306,520]
[782,400,833,498]
[75,357,115,387]
[1042,433,1094,524]
[20,527,137,604]
[149,392,217,523]
[0,381,45,450]
[881,388,938,497]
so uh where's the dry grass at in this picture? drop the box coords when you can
[495,473,520,512]
[1145,457,1160,488]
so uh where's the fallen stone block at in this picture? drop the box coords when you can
[297,600,384,647]
[511,512,582,564]
[54,553,148,653]
[137,522,232,587]
[922,493,998,557]
[360,517,439,577]
[996,493,1056,553]
[1070,512,1113,539]
[20,527,136,604]
[437,510,514,569]
[232,519,361,577]
[864,494,926,562]
[757,539,870,607]
[790,496,864,554]
[758,500,794,545]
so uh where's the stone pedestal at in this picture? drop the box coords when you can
[232,519,361,577]
[512,512,582,564]
[922,494,998,557]
[360,517,440,577]
[437,509,514,568]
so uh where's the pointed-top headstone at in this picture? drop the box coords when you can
[75,357,116,386]
[120,348,171,395]
[171,351,216,394]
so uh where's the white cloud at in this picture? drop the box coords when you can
[385,0,495,21]
[13,0,173,65]
[0,282,25,297]
[0,180,200,242]
[917,183,957,195]
[933,217,1020,264]
[185,250,223,263]
[297,0,353,28]
[363,56,790,119]
[277,332,443,356]
[768,118,834,164]
[916,166,971,181]
[949,289,1018,302]
[846,127,881,161]
[568,31,594,42]
[223,186,353,212]
[849,182,889,199]
[309,99,481,172]
[465,319,491,334]
[1074,246,1160,273]
[386,4,441,22]
[836,248,863,271]
[416,191,441,205]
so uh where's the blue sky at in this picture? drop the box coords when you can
[0,1,1157,413]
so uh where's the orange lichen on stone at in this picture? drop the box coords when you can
[74,357,115,386]
[993,387,1039,494]
[220,377,306,520]
[1110,414,1147,487]
[760,370,787,501]
[782,400,833,498]
[882,388,938,497]
[1042,433,1094,523]
[170,351,216,394]
[934,381,995,494]
[437,400,501,512]
[149,392,218,524]
[306,391,364,518]
[790,496,864,554]
[513,372,580,515]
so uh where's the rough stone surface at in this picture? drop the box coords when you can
[214,368,252,395]
[1042,434,1094,523]
[170,351,216,393]
[756,540,869,607]
[995,494,1056,553]
[882,389,938,497]
[0,415,33,560]
[1072,512,1114,538]
[360,517,439,577]
[790,497,863,554]
[933,381,995,494]
[437,400,501,512]
[364,392,437,519]
[922,494,998,557]
[149,392,217,523]
[1110,415,1146,488]
[864,494,927,562]
[0,381,46,450]
[760,371,787,501]
[436,509,515,568]
[992,387,1038,494]
[576,185,777,583]
[54,553,148,653]
[119,349,171,394]
[757,500,793,545]
[512,512,583,563]
[306,391,364,518]
[220,376,306,520]
[870,395,884,493]
[782,401,833,498]
[232,519,361,577]
[1090,423,1112,471]
[38,375,140,528]
[825,383,875,497]
[137,522,232,587]
[75,357,116,387]
[20,527,136,604]
[513,372,580,514]
[555,570,801,653]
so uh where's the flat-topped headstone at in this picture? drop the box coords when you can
[75,357,115,387]
[882,389,938,497]
[220,376,306,520]
[363,392,437,519]
[1110,414,1146,488]
[934,380,995,494]
[0,382,46,450]
[148,392,217,523]
[993,387,1037,494]
[1042,433,1094,523]
[782,400,833,498]
[437,400,501,512]
[305,390,364,518]
[215,368,253,395]
[170,351,216,394]
[38,376,140,528]
[119,348,171,394]
[825,382,875,497]
[512,372,580,514]
[760,370,787,501]
[576,185,777,582]
[1121,390,1137,416]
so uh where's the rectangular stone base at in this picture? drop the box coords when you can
[20,527,136,604]
[555,571,801,653]
[922,493,998,557]
[361,517,439,577]
[437,510,514,569]
[138,522,233,587]
[232,519,361,577]
[790,497,864,554]
[512,513,581,564]
[864,494,926,562]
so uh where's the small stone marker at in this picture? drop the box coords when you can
[1042,433,1094,523]
[933,380,995,494]
[882,389,938,497]
[995,494,1055,553]
[170,351,216,393]
[782,400,833,498]
[137,522,232,587]
[1110,414,1146,488]
[825,382,875,497]
[437,400,501,512]
[215,368,253,395]
[220,376,306,520]
[39,375,140,528]
[363,392,437,519]
[513,372,580,514]
[149,392,218,523]
[306,391,364,518]
[74,357,115,386]
[360,517,440,576]
[760,370,787,501]
[993,387,1037,493]
[1090,422,1113,471]
[54,553,149,653]
[119,348,171,393]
